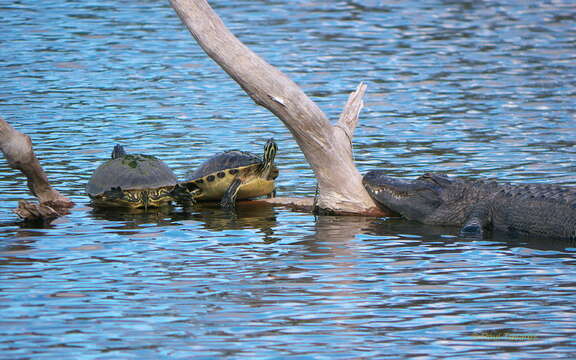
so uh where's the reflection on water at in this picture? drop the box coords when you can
[90,201,281,243]
[1,0,575,358]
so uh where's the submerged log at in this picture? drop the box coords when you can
[0,117,74,222]
[170,0,390,216]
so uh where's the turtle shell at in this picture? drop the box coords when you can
[184,150,277,202]
[187,150,262,180]
[86,151,178,208]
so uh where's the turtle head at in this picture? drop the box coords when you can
[111,144,127,159]
[263,138,277,165]
[102,186,125,200]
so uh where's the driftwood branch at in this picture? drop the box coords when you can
[170,0,389,216]
[0,117,74,222]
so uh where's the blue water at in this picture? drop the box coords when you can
[1,0,575,358]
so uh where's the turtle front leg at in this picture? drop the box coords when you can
[172,183,199,207]
[220,178,242,209]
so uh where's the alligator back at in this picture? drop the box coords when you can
[491,182,576,239]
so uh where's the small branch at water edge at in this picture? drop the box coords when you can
[244,197,389,217]
[0,117,74,223]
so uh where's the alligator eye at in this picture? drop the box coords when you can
[419,173,450,186]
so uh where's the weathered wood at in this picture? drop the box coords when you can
[13,200,64,223]
[245,197,316,213]
[246,196,389,216]
[0,117,74,222]
[169,0,388,215]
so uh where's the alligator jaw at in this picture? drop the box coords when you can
[362,184,403,218]
[364,181,413,201]
[362,171,442,221]
[363,171,422,199]
[362,171,421,214]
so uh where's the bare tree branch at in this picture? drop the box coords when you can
[170,0,389,216]
[0,117,74,222]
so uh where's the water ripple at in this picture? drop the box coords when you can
[1,0,575,358]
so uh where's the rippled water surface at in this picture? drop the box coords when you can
[1,0,575,358]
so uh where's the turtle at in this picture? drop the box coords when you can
[180,138,279,209]
[86,144,183,209]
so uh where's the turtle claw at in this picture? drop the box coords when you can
[219,197,236,210]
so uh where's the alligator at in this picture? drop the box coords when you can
[362,171,576,240]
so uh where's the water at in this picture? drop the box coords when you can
[1,0,575,358]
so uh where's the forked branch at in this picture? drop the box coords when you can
[170,0,389,216]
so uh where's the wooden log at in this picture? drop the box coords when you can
[246,196,388,217]
[0,117,74,222]
[170,0,390,216]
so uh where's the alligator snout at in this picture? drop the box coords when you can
[362,170,393,187]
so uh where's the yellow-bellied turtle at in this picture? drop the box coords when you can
[86,145,180,209]
[181,138,279,208]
